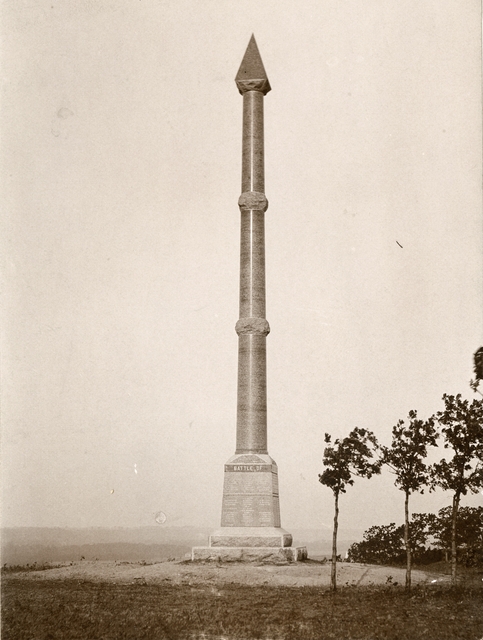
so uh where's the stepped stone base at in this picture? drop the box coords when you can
[192,527,307,563]
[196,452,308,563]
[192,546,307,563]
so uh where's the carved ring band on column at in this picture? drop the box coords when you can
[238,192,269,212]
[235,317,271,336]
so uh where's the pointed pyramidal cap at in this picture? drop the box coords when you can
[235,34,271,95]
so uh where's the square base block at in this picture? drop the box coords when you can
[191,546,308,563]
[221,454,281,528]
[210,526,292,548]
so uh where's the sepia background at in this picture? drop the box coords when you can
[2,0,481,541]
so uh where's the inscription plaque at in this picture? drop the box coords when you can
[224,471,273,494]
[225,464,272,472]
[221,494,276,527]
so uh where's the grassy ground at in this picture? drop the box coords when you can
[2,575,482,640]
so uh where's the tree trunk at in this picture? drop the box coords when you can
[451,493,460,585]
[331,490,339,591]
[404,490,411,590]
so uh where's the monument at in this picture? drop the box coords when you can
[192,36,307,562]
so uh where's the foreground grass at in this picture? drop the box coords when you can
[2,577,482,640]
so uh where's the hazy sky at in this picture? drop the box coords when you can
[2,0,481,537]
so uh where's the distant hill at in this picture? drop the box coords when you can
[1,526,211,547]
[1,527,360,566]
[1,527,208,566]
[1,543,191,566]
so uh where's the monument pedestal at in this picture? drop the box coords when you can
[191,454,307,562]
[220,454,282,528]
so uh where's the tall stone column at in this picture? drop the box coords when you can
[235,40,270,456]
[192,36,306,563]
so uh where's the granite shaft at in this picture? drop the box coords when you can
[242,91,265,194]
[236,89,269,455]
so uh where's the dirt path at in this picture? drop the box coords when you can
[9,560,449,587]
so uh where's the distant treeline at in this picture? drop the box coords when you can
[347,506,483,567]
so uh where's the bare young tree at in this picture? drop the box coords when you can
[319,427,381,591]
[381,411,438,589]
[430,394,483,584]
